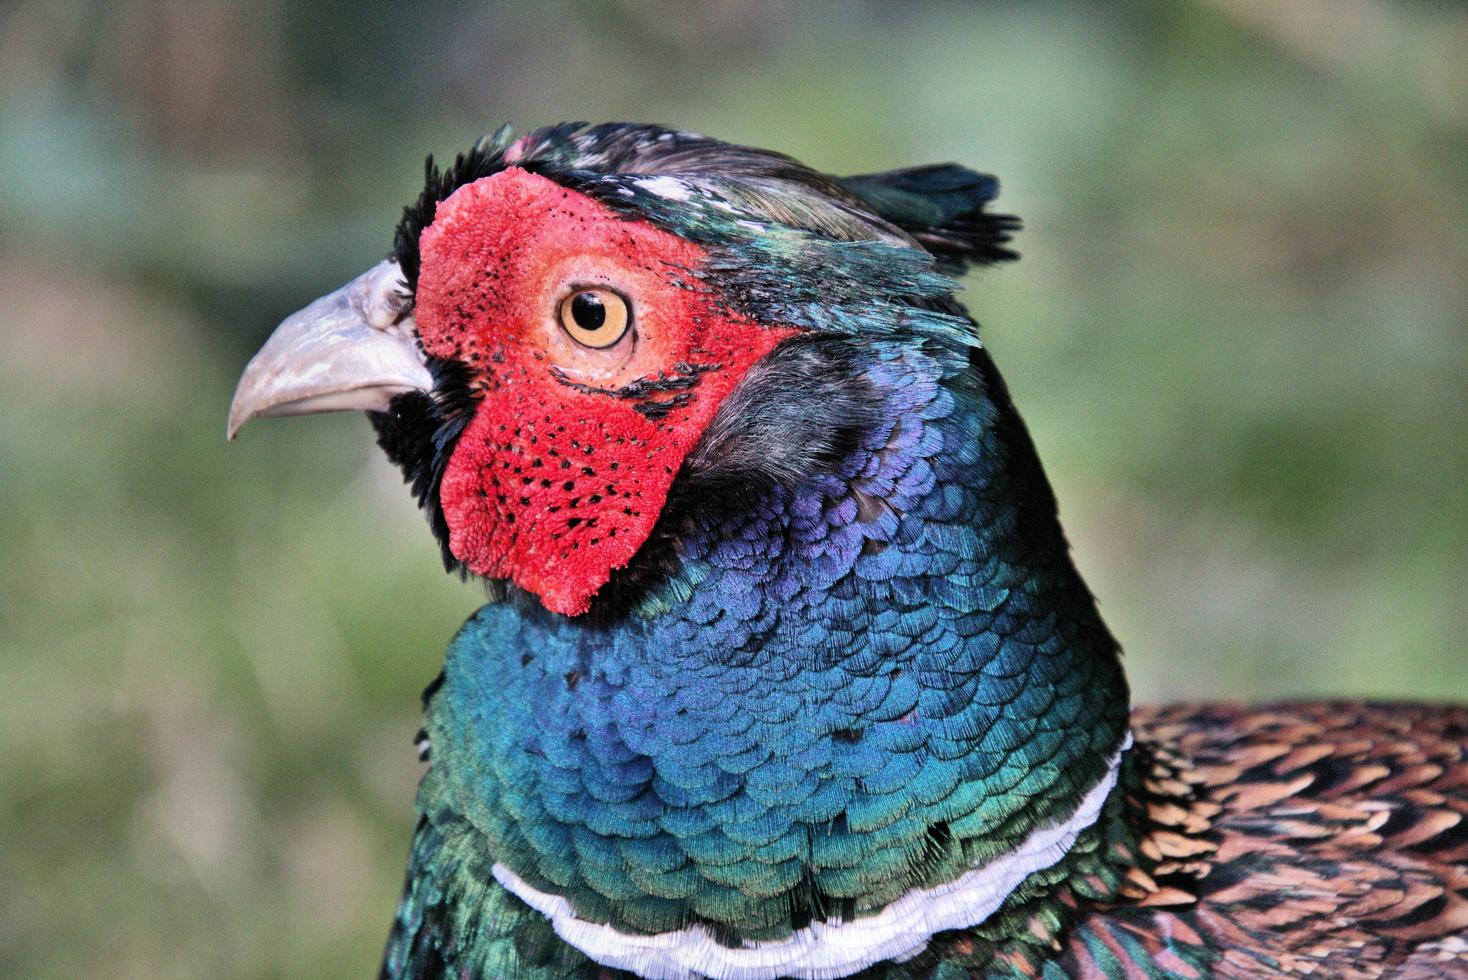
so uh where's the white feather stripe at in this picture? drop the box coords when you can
[636,176,694,201]
[493,733,1131,980]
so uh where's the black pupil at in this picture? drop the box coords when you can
[570,292,606,330]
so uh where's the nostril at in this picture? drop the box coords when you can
[360,260,413,332]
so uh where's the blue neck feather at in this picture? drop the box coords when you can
[424,335,1129,942]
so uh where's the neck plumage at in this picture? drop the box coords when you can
[425,341,1131,978]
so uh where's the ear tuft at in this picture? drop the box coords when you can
[680,335,882,495]
[392,124,518,291]
[838,164,1021,273]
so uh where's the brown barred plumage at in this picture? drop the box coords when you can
[1052,702,1468,978]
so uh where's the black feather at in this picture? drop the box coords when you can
[680,334,882,495]
[392,125,516,292]
[369,356,481,576]
[838,164,1021,272]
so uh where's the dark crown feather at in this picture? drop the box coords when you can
[391,123,1020,291]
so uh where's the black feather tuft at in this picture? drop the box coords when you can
[369,356,482,575]
[838,164,1021,272]
[679,334,882,497]
[392,125,517,292]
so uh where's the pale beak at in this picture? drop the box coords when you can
[227,260,433,439]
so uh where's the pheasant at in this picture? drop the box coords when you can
[229,123,1468,978]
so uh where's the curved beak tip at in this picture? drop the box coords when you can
[226,260,431,443]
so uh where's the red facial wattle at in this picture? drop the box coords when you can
[414,168,794,615]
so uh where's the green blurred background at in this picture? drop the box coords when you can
[2,0,1465,975]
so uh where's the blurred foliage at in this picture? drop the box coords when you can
[2,0,1466,976]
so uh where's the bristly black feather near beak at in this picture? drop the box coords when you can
[368,355,482,576]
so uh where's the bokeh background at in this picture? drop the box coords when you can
[3,0,1466,975]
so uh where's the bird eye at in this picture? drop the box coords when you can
[557,288,631,349]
